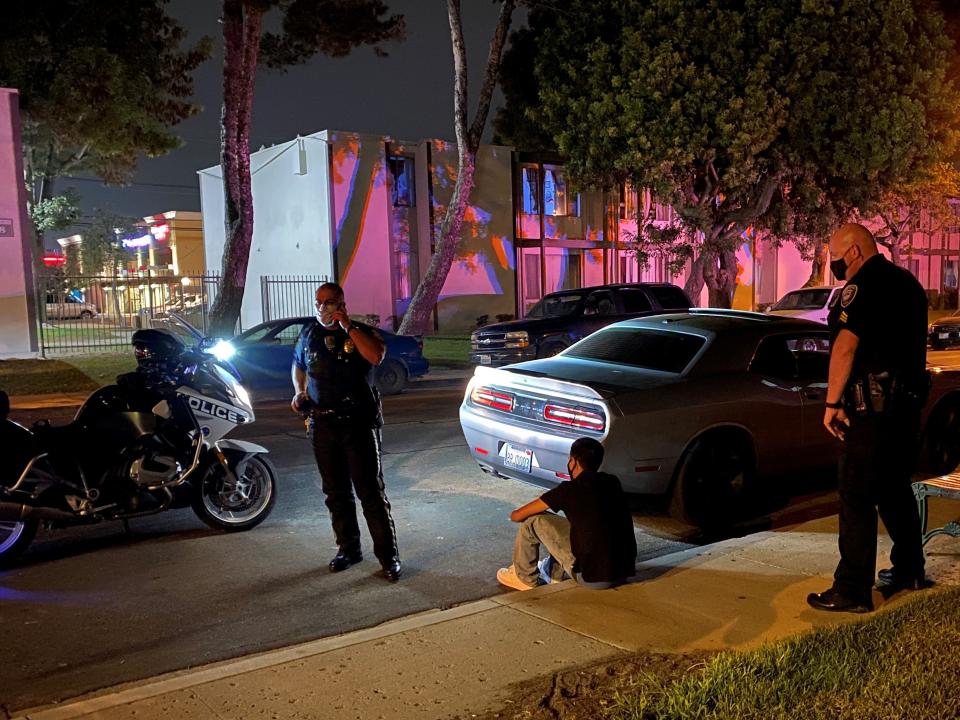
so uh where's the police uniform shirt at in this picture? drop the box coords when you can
[293,320,382,417]
[827,254,927,381]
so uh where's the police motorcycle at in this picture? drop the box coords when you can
[0,315,276,566]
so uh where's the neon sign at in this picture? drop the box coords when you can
[42,253,66,266]
[121,234,152,249]
[150,223,170,242]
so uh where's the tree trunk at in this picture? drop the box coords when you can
[802,242,826,287]
[397,0,514,336]
[208,0,261,338]
[683,252,706,306]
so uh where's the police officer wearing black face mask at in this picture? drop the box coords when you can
[807,223,931,613]
[291,282,401,582]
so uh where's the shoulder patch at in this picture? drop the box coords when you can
[841,285,858,307]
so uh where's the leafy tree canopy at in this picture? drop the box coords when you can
[501,0,960,255]
[0,0,212,193]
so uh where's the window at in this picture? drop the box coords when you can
[654,203,673,222]
[618,288,652,313]
[584,290,615,316]
[749,337,798,380]
[567,328,705,373]
[527,292,584,318]
[619,183,638,220]
[521,164,539,214]
[276,322,309,344]
[649,285,692,310]
[543,164,579,217]
[388,156,415,207]
[772,289,832,311]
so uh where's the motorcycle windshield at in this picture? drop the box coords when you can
[154,312,206,347]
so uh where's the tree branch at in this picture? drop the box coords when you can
[447,0,470,156]
[468,0,516,150]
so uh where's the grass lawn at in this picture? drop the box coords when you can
[423,335,472,368]
[0,353,136,396]
[606,586,960,720]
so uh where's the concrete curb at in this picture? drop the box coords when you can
[8,533,759,720]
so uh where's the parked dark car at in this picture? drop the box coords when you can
[470,283,693,366]
[929,311,960,350]
[460,310,960,528]
[205,316,428,397]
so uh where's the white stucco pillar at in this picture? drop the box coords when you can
[0,88,38,358]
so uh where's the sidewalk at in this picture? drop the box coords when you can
[11,503,960,720]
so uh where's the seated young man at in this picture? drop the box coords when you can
[497,437,637,591]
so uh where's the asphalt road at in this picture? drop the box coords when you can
[8,346,958,713]
[0,382,707,713]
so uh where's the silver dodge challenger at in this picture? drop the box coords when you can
[459,310,960,528]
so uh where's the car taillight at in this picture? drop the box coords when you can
[543,403,606,431]
[470,386,514,411]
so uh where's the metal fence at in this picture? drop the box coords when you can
[36,271,221,355]
[260,275,329,322]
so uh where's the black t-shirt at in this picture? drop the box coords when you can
[292,320,382,423]
[828,254,927,384]
[541,470,637,583]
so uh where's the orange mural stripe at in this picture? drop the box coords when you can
[341,161,380,284]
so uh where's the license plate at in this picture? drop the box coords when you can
[479,354,492,365]
[503,443,533,473]
[940,332,950,339]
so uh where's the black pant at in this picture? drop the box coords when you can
[310,415,399,564]
[834,409,924,596]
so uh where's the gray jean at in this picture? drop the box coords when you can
[513,513,615,589]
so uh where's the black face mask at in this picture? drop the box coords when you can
[830,258,847,282]
[567,460,575,477]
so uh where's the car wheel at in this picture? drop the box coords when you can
[537,341,566,359]
[0,519,38,568]
[669,434,756,529]
[80,310,94,319]
[924,399,960,474]
[375,359,408,395]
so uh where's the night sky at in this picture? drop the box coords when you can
[59,0,521,240]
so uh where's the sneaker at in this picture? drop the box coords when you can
[538,557,561,585]
[496,565,537,591]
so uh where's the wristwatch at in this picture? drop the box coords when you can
[824,400,844,409]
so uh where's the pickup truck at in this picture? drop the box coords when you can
[470,282,693,367]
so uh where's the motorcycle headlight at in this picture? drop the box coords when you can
[207,339,236,362]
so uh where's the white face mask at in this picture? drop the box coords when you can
[315,299,341,327]
[316,307,337,327]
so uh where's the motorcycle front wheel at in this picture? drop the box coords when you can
[0,519,38,567]
[192,454,276,532]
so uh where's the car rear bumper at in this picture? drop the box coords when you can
[405,357,429,378]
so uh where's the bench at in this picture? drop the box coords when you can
[912,472,960,546]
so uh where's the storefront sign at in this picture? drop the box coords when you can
[121,234,152,249]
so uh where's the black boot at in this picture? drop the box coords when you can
[329,551,363,572]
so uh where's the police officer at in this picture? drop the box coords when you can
[807,223,931,613]
[291,282,401,582]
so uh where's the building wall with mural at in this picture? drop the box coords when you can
[199,134,336,330]
[424,141,516,332]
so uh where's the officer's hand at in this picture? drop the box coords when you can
[332,306,351,332]
[291,391,308,414]
[823,406,850,441]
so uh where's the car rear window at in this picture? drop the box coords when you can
[772,289,832,310]
[649,286,692,309]
[566,328,705,373]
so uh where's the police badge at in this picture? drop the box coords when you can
[343,339,355,353]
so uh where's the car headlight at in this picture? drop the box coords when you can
[504,331,529,349]
[207,339,236,362]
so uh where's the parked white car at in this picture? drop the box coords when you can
[45,294,98,319]
[766,286,841,325]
